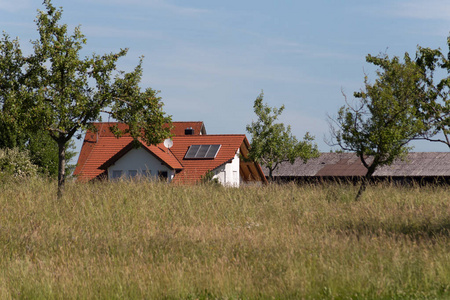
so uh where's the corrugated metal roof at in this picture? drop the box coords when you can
[376,152,450,177]
[264,152,450,178]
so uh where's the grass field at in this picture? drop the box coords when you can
[0,177,450,299]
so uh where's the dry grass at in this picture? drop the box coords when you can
[0,177,450,299]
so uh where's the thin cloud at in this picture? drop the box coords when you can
[239,29,361,62]
[156,1,210,16]
[393,0,450,20]
[149,52,354,89]
[82,25,167,41]
[0,21,34,30]
[87,0,209,16]
[0,0,31,12]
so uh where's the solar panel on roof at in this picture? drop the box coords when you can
[196,145,209,157]
[185,144,221,159]
[205,144,221,158]
[185,145,200,159]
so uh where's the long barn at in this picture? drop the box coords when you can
[263,152,450,184]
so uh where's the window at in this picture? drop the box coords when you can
[112,170,122,179]
[185,144,221,159]
[158,170,168,180]
[128,170,137,178]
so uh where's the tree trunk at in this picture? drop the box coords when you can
[355,168,375,201]
[268,168,273,182]
[355,179,367,201]
[57,140,66,199]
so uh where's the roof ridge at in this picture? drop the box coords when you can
[174,134,245,137]
[319,151,450,155]
[90,121,120,125]
[408,151,450,154]
[88,121,203,124]
[172,121,203,123]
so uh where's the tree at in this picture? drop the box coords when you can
[0,148,37,179]
[0,1,172,197]
[329,53,426,200]
[0,37,76,177]
[0,33,67,176]
[27,131,77,177]
[414,36,450,148]
[0,33,28,150]
[246,92,319,181]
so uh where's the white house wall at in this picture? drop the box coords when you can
[107,147,174,181]
[212,150,240,187]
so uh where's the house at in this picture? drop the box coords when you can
[263,152,450,184]
[73,122,267,186]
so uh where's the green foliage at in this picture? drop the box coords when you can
[415,36,450,147]
[200,169,220,185]
[0,1,171,196]
[330,53,426,199]
[0,148,37,178]
[0,33,75,177]
[246,92,319,181]
[27,131,77,177]
[0,34,28,149]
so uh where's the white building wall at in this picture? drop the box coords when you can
[107,147,174,181]
[212,150,240,187]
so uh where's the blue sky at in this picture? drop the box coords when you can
[1,0,450,156]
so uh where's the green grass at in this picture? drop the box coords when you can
[1,177,450,299]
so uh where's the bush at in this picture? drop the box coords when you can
[200,169,220,185]
[0,147,38,178]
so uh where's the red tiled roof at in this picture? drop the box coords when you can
[170,135,247,184]
[84,121,205,138]
[169,121,206,136]
[99,139,183,171]
[74,122,266,184]
[74,121,203,181]
[74,136,130,181]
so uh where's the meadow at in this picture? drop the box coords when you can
[0,177,450,299]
